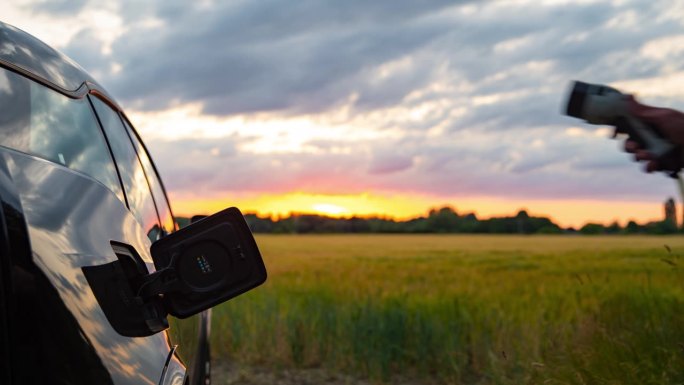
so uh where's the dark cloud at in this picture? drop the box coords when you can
[89,0,468,115]
[44,0,680,118]
[54,0,684,119]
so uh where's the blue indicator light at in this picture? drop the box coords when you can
[196,255,213,274]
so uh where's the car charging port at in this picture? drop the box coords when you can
[82,242,169,337]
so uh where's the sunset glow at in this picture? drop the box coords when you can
[170,192,666,229]
[311,203,350,217]
[170,192,436,220]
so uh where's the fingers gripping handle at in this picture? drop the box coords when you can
[617,116,681,173]
[619,116,672,156]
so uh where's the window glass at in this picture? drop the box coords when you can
[90,97,161,239]
[122,119,176,236]
[0,67,123,202]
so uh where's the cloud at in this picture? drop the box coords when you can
[37,0,684,120]
[14,0,684,116]
[368,152,414,175]
[142,119,674,206]
[70,0,467,115]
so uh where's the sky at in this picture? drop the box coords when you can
[4,0,684,227]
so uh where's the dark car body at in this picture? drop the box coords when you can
[0,21,211,384]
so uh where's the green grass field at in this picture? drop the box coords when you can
[210,235,684,384]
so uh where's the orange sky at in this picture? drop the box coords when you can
[170,192,667,229]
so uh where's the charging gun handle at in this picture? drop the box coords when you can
[616,116,681,175]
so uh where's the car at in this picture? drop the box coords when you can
[0,21,267,385]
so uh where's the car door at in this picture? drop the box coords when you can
[0,66,183,384]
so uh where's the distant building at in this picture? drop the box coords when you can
[664,197,677,227]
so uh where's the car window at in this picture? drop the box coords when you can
[0,67,124,202]
[122,119,176,236]
[90,96,162,240]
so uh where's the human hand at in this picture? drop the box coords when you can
[620,96,684,173]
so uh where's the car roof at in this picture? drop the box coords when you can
[0,20,119,108]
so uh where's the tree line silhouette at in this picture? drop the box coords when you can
[178,206,680,234]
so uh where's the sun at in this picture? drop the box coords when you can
[311,203,350,217]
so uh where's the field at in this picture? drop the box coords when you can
[210,235,684,384]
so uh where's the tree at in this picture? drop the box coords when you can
[624,220,640,234]
[426,206,460,233]
[580,223,605,235]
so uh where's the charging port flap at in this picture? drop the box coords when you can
[149,207,267,318]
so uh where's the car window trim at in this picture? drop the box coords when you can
[86,95,130,210]
[0,59,88,98]
[120,115,179,233]
[0,60,121,108]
